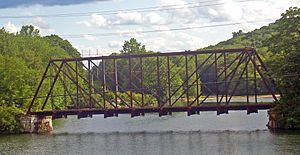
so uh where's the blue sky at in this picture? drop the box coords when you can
[1,0,300,56]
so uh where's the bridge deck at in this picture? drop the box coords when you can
[30,103,272,119]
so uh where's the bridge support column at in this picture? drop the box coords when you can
[19,115,53,133]
[267,110,280,129]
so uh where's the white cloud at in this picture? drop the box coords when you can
[117,28,144,38]
[144,37,170,51]
[32,17,50,29]
[145,12,166,25]
[83,34,98,41]
[175,33,203,50]
[77,20,92,27]
[143,32,204,52]
[114,11,143,25]
[80,9,166,28]
[77,14,109,31]
[152,25,170,31]
[151,25,172,35]
[4,20,55,35]
[108,41,123,49]
[158,0,194,22]
[73,0,300,54]
[4,21,18,33]
[223,2,243,21]
[208,8,218,17]
[79,0,299,30]
[26,17,55,34]
[90,14,109,28]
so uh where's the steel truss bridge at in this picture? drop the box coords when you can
[27,48,278,119]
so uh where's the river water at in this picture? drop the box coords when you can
[1,110,300,155]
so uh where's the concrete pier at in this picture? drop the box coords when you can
[267,110,280,129]
[19,115,53,133]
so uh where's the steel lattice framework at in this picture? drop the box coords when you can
[27,48,278,119]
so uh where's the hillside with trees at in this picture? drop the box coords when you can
[0,25,81,133]
[204,7,300,129]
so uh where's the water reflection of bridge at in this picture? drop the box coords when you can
[27,48,278,119]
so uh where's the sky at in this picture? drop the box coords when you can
[0,0,299,56]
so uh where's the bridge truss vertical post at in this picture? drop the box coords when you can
[128,57,133,109]
[195,55,200,107]
[140,57,144,108]
[63,66,67,110]
[88,59,92,109]
[113,58,118,111]
[215,53,219,105]
[156,56,161,108]
[185,54,189,107]
[140,57,145,116]
[75,61,79,109]
[215,52,222,115]
[253,54,258,104]
[167,56,171,109]
[245,53,249,105]
[247,50,257,114]
[224,52,228,105]
[102,59,106,110]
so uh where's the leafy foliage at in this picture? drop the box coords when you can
[0,26,80,133]
[19,25,40,37]
[120,38,146,54]
[265,7,300,129]
[0,105,22,134]
[273,96,300,129]
[265,7,300,97]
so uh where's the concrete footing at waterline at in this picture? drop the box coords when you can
[17,110,278,133]
[19,115,53,133]
[267,110,280,129]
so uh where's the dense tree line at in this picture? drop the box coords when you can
[0,25,81,133]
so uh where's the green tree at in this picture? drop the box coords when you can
[19,25,40,36]
[265,7,300,96]
[0,105,22,134]
[120,38,146,54]
[232,30,244,38]
[0,25,81,133]
[44,35,80,58]
[265,7,300,129]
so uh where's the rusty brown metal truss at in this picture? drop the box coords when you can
[27,48,278,119]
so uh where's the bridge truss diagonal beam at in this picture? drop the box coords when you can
[27,48,278,118]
